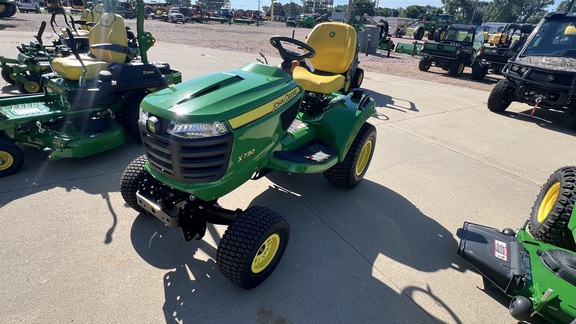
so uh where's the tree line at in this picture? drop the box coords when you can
[165,0,574,24]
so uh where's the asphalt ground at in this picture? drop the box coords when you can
[1,30,573,323]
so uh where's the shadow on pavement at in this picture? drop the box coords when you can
[500,108,576,135]
[129,171,471,323]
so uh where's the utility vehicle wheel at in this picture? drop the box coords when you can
[418,58,431,71]
[1,69,16,85]
[508,296,532,321]
[351,68,364,89]
[529,166,576,251]
[448,59,465,77]
[117,93,147,142]
[324,123,376,188]
[0,139,24,177]
[15,75,42,94]
[433,27,446,42]
[487,79,513,112]
[120,155,148,214]
[216,206,290,289]
[471,63,487,81]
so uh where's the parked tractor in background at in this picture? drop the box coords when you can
[413,14,454,41]
[0,0,17,18]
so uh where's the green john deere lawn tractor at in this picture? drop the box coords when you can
[120,22,375,289]
[458,166,576,323]
[0,0,182,177]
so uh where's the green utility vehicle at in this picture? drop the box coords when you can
[458,166,576,323]
[418,24,484,77]
[487,11,576,130]
[470,23,535,81]
[0,0,182,177]
[120,22,375,289]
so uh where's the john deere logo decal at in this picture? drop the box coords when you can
[329,31,336,38]
[147,116,159,134]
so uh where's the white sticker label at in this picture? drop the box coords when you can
[494,240,508,262]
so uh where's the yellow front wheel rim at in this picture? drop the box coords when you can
[251,234,280,274]
[538,182,561,223]
[355,140,373,176]
[0,151,14,171]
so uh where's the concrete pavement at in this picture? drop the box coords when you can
[1,31,571,323]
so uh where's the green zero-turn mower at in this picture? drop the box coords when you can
[0,0,182,177]
[458,166,576,323]
[120,22,375,289]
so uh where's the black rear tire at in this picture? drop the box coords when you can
[351,68,364,89]
[471,63,487,81]
[324,123,376,188]
[117,92,147,142]
[120,155,148,214]
[487,79,514,112]
[413,26,424,40]
[418,57,431,71]
[448,59,465,77]
[0,139,24,177]
[216,206,290,289]
[1,69,16,85]
[529,166,576,251]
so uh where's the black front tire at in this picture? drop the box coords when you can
[324,123,376,188]
[120,155,149,214]
[216,206,290,289]
[487,79,514,112]
[529,166,576,251]
[418,57,431,71]
[0,139,24,177]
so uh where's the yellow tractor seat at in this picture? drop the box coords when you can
[52,13,128,80]
[292,22,358,94]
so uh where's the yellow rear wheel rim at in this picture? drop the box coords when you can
[538,182,560,223]
[25,81,40,93]
[251,234,280,274]
[355,140,373,176]
[0,151,14,171]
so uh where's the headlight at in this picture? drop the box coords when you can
[168,121,229,138]
[138,108,149,124]
[511,65,519,72]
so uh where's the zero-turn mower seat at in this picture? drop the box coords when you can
[293,22,357,94]
[71,4,104,36]
[52,13,128,80]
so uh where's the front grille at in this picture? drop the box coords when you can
[141,123,233,183]
[527,70,576,87]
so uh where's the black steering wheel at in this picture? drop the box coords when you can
[269,36,316,63]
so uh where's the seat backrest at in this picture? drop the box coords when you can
[88,13,127,64]
[89,3,104,26]
[79,9,91,30]
[305,22,357,74]
[463,36,471,43]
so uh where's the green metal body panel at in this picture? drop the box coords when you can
[513,227,576,323]
[142,63,376,201]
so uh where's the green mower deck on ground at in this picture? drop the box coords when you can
[458,166,576,323]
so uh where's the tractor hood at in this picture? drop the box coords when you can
[513,55,576,73]
[141,63,301,125]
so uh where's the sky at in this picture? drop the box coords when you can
[227,0,560,12]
